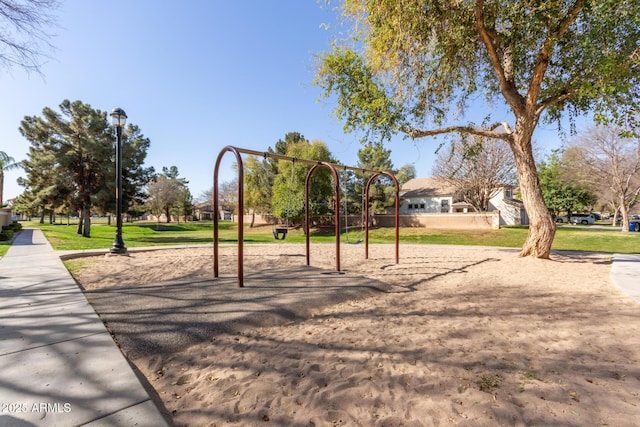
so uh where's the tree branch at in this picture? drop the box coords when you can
[474,0,525,115]
[536,86,582,115]
[527,0,584,114]
[402,123,512,142]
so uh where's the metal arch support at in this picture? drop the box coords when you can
[365,172,400,264]
[213,145,245,287]
[212,145,400,287]
[305,161,342,272]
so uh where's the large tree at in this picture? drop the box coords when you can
[19,100,152,235]
[16,148,68,223]
[538,149,597,219]
[433,137,517,212]
[272,140,337,223]
[568,125,640,231]
[146,166,190,223]
[357,141,394,213]
[316,0,640,258]
[20,100,112,236]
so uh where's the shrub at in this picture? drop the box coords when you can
[8,221,22,231]
[0,229,13,241]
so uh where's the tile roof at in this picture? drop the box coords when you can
[400,177,456,198]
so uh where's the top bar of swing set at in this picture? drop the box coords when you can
[228,146,394,176]
[213,145,400,287]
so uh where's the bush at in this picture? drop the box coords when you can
[0,229,13,241]
[6,222,22,232]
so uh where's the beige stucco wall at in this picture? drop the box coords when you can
[0,208,12,228]
[374,212,500,230]
[231,212,500,230]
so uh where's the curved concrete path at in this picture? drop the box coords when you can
[0,228,170,427]
[611,252,640,304]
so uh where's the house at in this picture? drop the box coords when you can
[193,201,232,221]
[399,177,456,214]
[399,177,528,226]
[488,187,529,226]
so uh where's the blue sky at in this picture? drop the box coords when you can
[1,0,574,202]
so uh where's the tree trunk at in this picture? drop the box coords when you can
[77,211,83,234]
[619,197,629,232]
[82,205,91,237]
[511,132,556,258]
[165,206,171,223]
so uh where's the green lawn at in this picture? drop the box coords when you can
[9,220,639,254]
[0,242,9,257]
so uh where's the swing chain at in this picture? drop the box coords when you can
[284,158,296,227]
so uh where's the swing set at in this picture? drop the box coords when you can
[213,145,400,287]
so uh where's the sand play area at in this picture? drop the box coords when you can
[69,243,640,426]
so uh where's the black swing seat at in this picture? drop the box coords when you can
[273,227,288,240]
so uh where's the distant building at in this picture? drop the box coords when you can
[399,177,455,214]
[193,201,231,221]
[399,177,528,226]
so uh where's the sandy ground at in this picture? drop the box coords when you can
[71,244,640,427]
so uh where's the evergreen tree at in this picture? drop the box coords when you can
[19,100,153,235]
[357,142,394,214]
[20,100,111,236]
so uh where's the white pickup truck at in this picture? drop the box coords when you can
[555,213,596,224]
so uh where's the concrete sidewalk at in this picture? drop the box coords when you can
[611,253,640,304]
[0,228,170,427]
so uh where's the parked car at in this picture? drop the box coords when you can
[632,214,640,220]
[570,213,596,225]
[555,215,569,223]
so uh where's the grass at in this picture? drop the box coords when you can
[0,242,9,257]
[7,220,640,254]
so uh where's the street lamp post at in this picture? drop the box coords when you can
[110,107,128,255]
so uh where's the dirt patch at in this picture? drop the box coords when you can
[71,244,640,427]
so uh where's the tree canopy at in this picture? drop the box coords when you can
[567,125,640,230]
[146,166,191,223]
[316,0,640,258]
[272,139,337,222]
[18,100,152,235]
[538,149,597,219]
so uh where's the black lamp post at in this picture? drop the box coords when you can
[110,107,128,254]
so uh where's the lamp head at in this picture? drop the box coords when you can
[110,108,128,128]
